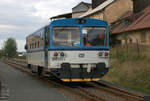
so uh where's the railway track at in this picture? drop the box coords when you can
[1,59,145,101]
[92,81,144,100]
[88,82,144,101]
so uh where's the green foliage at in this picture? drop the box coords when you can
[105,45,150,95]
[110,44,147,62]
[2,38,17,58]
[0,49,4,58]
[122,32,128,40]
[0,50,2,58]
[115,49,126,62]
[110,46,126,62]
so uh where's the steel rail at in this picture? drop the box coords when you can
[94,81,144,98]
[89,82,144,101]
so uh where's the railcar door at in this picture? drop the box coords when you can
[44,26,49,73]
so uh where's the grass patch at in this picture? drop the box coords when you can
[103,45,150,95]
[113,81,150,95]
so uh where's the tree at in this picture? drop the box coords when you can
[3,38,17,58]
[0,50,2,58]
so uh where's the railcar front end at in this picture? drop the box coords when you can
[48,18,109,82]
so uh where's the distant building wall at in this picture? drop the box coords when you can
[72,11,87,18]
[116,29,150,45]
[104,0,133,24]
[85,0,133,24]
[87,12,104,20]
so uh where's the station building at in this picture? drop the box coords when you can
[79,0,133,24]
[111,0,150,45]
[50,0,150,46]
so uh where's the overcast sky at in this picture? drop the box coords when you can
[0,0,91,52]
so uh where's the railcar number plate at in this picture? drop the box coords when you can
[52,57,65,61]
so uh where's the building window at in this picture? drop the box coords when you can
[141,32,146,43]
[129,38,132,44]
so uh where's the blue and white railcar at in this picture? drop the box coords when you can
[26,18,109,82]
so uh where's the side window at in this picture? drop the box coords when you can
[47,27,50,46]
[27,28,46,50]
[35,42,36,48]
[37,41,40,48]
[40,32,44,48]
[44,26,50,46]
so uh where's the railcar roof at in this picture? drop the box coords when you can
[50,18,108,26]
[27,24,49,38]
[26,18,108,38]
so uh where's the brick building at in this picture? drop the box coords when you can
[111,0,150,45]
[80,0,133,24]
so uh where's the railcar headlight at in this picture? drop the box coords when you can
[60,52,65,57]
[54,52,58,57]
[76,19,86,24]
[105,52,109,57]
[99,52,103,56]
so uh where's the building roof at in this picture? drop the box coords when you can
[80,0,115,18]
[72,2,91,9]
[72,2,92,13]
[112,5,150,34]
[50,13,72,20]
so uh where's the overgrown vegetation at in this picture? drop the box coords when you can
[0,38,17,58]
[103,44,150,95]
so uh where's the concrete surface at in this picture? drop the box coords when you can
[0,62,71,101]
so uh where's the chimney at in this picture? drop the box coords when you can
[133,0,150,13]
[92,0,106,9]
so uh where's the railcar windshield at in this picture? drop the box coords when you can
[53,27,80,46]
[82,27,107,47]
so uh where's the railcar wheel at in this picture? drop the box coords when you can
[27,64,31,69]
[38,67,43,76]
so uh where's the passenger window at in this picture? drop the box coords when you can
[37,41,40,48]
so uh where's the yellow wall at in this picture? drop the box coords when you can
[87,11,104,20]
[72,12,86,18]
[85,0,133,24]
[104,0,133,24]
[116,30,150,45]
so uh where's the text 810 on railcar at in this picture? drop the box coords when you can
[25,18,109,82]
